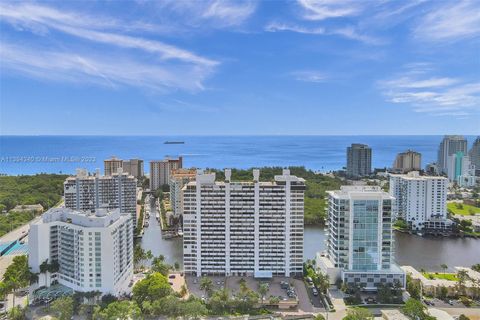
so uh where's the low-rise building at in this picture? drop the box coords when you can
[29,207,134,296]
[401,266,480,299]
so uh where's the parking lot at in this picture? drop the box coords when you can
[185,275,323,313]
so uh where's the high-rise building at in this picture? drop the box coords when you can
[169,168,196,217]
[29,207,133,295]
[346,144,372,178]
[149,157,183,190]
[389,172,451,230]
[64,169,137,222]
[122,159,144,179]
[392,150,421,173]
[447,152,477,187]
[104,157,123,176]
[437,135,468,174]
[183,169,305,277]
[468,137,480,177]
[317,186,405,290]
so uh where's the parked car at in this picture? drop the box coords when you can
[168,274,176,279]
[280,281,289,289]
[312,288,318,296]
[306,276,313,283]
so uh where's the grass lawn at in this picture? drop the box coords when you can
[447,202,480,216]
[422,272,459,281]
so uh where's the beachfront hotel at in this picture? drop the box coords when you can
[64,168,137,222]
[182,169,305,277]
[392,150,421,173]
[389,171,452,231]
[149,157,183,190]
[317,186,405,291]
[29,207,134,296]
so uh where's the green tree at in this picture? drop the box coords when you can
[472,264,480,273]
[315,314,326,320]
[209,289,231,314]
[456,269,470,296]
[3,255,31,309]
[132,272,172,306]
[200,277,213,297]
[343,307,373,320]
[8,306,26,320]
[151,256,172,276]
[50,296,74,320]
[402,298,435,320]
[258,283,269,305]
[440,264,448,275]
[94,301,142,320]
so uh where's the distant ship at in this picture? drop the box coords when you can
[164,141,185,144]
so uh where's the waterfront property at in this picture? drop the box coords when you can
[392,150,421,173]
[169,168,196,218]
[437,135,468,175]
[346,143,372,178]
[149,157,183,190]
[64,168,137,223]
[317,186,405,290]
[28,207,134,296]
[389,171,452,232]
[402,265,480,299]
[182,169,305,277]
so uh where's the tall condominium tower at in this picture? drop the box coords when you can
[317,186,405,290]
[469,137,480,176]
[392,150,421,173]
[346,144,372,178]
[389,172,450,230]
[183,169,305,277]
[122,159,144,179]
[104,157,123,176]
[169,168,196,217]
[29,208,133,295]
[447,152,477,187]
[149,157,183,190]
[437,135,468,174]
[64,169,137,222]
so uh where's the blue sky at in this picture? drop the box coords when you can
[0,0,479,135]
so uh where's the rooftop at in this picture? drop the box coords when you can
[38,207,127,228]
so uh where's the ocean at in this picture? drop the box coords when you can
[0,135,477,175]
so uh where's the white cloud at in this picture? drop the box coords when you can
[291,70,328,83]
[297,0,364,21]
[265,22,383,45]
[379,65,480,115]
[0,2,218,92]
[158,0,256,28]
[0,42,213,92]
[414,0,480,42]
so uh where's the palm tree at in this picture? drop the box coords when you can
[200,277,213,297]
[440,264,448,276]
[6,275,19,310]
[258,283,269,305]
[456,270,469,296]
[39,259,50,287]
